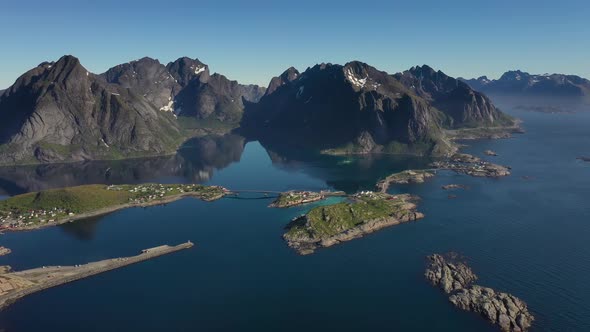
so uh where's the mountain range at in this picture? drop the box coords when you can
[241,63,514,156]
[460,70,590,98]
[0,56,528,164]
[0,55,263,164]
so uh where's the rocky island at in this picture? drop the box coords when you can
[577,156,590,162]
[0,247,11,256]
[269,190,346,208]
[283,192,423,255]
[426,253,534,331]
[431,153,511,177]
[0,242,193,310]
[442,184,468,190]
[376,170,436,193]
[0,183,228,231]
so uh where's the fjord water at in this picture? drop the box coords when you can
[0,104,589,331]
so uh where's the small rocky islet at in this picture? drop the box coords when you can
[442,184,469,190]
[425,253,534,332]
[0,247,11,256]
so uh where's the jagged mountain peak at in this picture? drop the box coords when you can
[166,57,209,86]
[264,66,300,96]
[499,70,529,81]
[408,64,438,76]
[461,70,590,97]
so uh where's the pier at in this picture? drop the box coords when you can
[0,241,194,310]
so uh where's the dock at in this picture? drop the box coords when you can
[0,241,194,310]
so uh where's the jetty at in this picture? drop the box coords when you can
[0,242,194,310]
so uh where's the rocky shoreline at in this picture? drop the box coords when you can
[445,122,524,140]
[431,153,511,178]
[425,253,534,331]
[376,170,435,193]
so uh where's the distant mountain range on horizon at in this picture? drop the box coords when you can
[2,55,574,165]
[459,70,590,98]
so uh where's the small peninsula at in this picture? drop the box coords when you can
[269,190,346,208]
[426,253,534,332]
[283,192,423,255]
[0,183,228,231]
[0,242,193,310]
[376,170,435,193]
[431,153,511,177]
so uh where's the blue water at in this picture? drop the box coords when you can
[0,102,589,331]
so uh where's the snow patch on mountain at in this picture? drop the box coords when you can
[345,67,367,88]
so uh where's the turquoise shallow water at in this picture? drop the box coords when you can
[0,101,589,331]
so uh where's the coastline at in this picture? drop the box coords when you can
[285,213,424,255]
[2,191,225,233]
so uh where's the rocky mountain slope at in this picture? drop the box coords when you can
[394,65,513,128]
[0,55,184,164]
[0,55,264,165]
[460,70,590,98]
[242,62,515,156]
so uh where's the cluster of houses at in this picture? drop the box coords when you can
[108,183,227,204]
[352,191,394,200]
[0,207,75,229]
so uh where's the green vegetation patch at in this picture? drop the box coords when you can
[286,193,412,239]
[0,183,226,227]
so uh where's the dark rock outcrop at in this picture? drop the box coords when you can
[264,67,300,96]
[425,253,478,293]
[426,253,534,331]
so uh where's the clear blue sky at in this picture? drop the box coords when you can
[1,0,589,89]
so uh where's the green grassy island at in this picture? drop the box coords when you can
[283,191,424,255]
[0,184,227,231]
